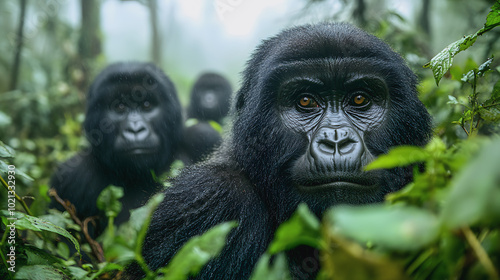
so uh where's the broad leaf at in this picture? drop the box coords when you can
[158,221,238,280]
[441,138,500,229]
[268,203,321,254]
[364,146,429,171]
[250,253,291,280]
[325,205,440,251]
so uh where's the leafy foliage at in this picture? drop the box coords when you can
[1,1,500,279]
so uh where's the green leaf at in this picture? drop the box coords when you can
[0,160,34,182]
[480,1,500,34]
[185,118,199,127]
[158,221,238,280]
[479,106,500,122]
[492,79,500,99]
[0,140,15,158]
[24,245,64,266]
[268,203,321,254]
[91,262,123,279]
[447,95,460,105]
[97,185,124,218]
[0,111,12,127]
[325,205,440,251]
[208,120,223,133]
[364,146,429,171]
[1,210,81,255]
[25,214,81,255]
[14,265,68,280]
[441,138,500,229]
[250,253,291,280]
[425,33,478,85]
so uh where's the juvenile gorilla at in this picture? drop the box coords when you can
[180,73,233,164]
[140,23,432,279]
[50,62,182,236]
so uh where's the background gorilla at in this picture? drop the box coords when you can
[138,23,432,279]
[186,72,232,122]
[180,72,232,164]
[50,62,182,236]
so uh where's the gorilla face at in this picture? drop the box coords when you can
[188,72,232,122]
[278,66,389,192]
[232,23,431,216]
[106,85,162,156]
[84,63,182,176]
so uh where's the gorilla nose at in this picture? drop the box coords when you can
[314,127,362,156]
[124,121,149,141]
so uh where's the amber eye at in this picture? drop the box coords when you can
[298,96,318,108]
[352,94,368,106]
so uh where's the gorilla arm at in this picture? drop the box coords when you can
[142,160,272,279]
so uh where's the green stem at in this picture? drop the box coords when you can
[0,174,33,216]
[462,227,499,280]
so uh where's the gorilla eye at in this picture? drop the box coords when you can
[115,102,126,112]
[298,96,319,108]
[351,94,370,107]
[143,101,151,109]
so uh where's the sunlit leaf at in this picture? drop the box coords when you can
[364,146,429,171]
[250,253,291,280]
[325,205,440,251]
[480,1,500,33]
[441,138,500,229]
[321,233,408,280]
[425,33,478,85]
[0,141,15,158]
[14,265,68,280]
[1,210,81,255]
[268,203,321,254]
[158,221,238,280]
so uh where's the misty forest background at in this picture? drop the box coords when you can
[1,0,500,279]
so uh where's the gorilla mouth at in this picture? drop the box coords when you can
[124,147,158,155]
[295,173,379,191]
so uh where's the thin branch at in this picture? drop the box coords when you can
[49,188,105,263]
[481,103,500,109]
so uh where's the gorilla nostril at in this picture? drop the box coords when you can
[317,139,336,154]
[337,139,357,155]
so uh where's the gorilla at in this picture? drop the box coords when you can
[180,72,233,164]
[49,62,182,236]
[186,72,232,123]
[138,23,432,279]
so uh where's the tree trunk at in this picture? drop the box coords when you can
[79,0,101,60]
[148,0,162,63]
[78,0,101,91]
[419,0,431,37]
[9,0,27,91]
